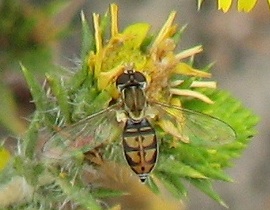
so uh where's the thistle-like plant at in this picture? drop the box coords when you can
[0,4,258,210]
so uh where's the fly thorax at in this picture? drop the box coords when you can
[116,69,148,121]
[122,86,146,121]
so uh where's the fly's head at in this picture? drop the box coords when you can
[116,68,147,121]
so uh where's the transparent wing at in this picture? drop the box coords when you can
[42,105,122,160]
[153,102,236,147]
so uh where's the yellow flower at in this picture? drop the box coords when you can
[88,4,215,102]
[87,4,217,143]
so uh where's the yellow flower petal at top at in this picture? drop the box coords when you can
[174,62,211,78]
[175,46,202,62]
[218,0,233,12]
[122,23,151,49]
[110,3,119,37]
[150,11,177,61]
[97,65,124,96]
[170,80,217,89]
[92,13,103,75]
[0,147,11,171]
[170,88,214,104]
[237,0,257,12]
[88,4,217,106]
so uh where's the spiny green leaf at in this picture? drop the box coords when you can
[100,10,110,37]
[46,73,72,123]
[56,175,102,210]
[24,112,40,159]
[175,87,259,202]
[92,188,126,198]
[189,178,228,208]
[192,164,233,182]
[13,156,44,186]
[157,156,207,179]
[81,11,94,63]
[68,65,90,92]
[172,24,187,44]
[21,64,51,122]
[155,171,188,198]
[147,176,160,194]
[21,64,44,110]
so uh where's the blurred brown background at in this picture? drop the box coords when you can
[1,0,269,209]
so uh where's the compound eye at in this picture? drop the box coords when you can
[116,73,130,87]
[133,71,146,83]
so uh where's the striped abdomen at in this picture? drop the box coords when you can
[122,118,158,182]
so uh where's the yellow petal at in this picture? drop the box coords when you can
[0,148,11,171]
[110,4,119,37]
[190,81,217,89]
[151,11,177,51]
[122,23,151,48]
[170,80,217,89]
[98,65,124,90]
[218,0,232,12]
[170,88,214,104]
[237,0,257,12]
[93,13,102,55]
[174,62,211,78]
[175,45,203,61]
[93,13,103,75]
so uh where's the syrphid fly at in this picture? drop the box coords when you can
[43,66,236,182]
